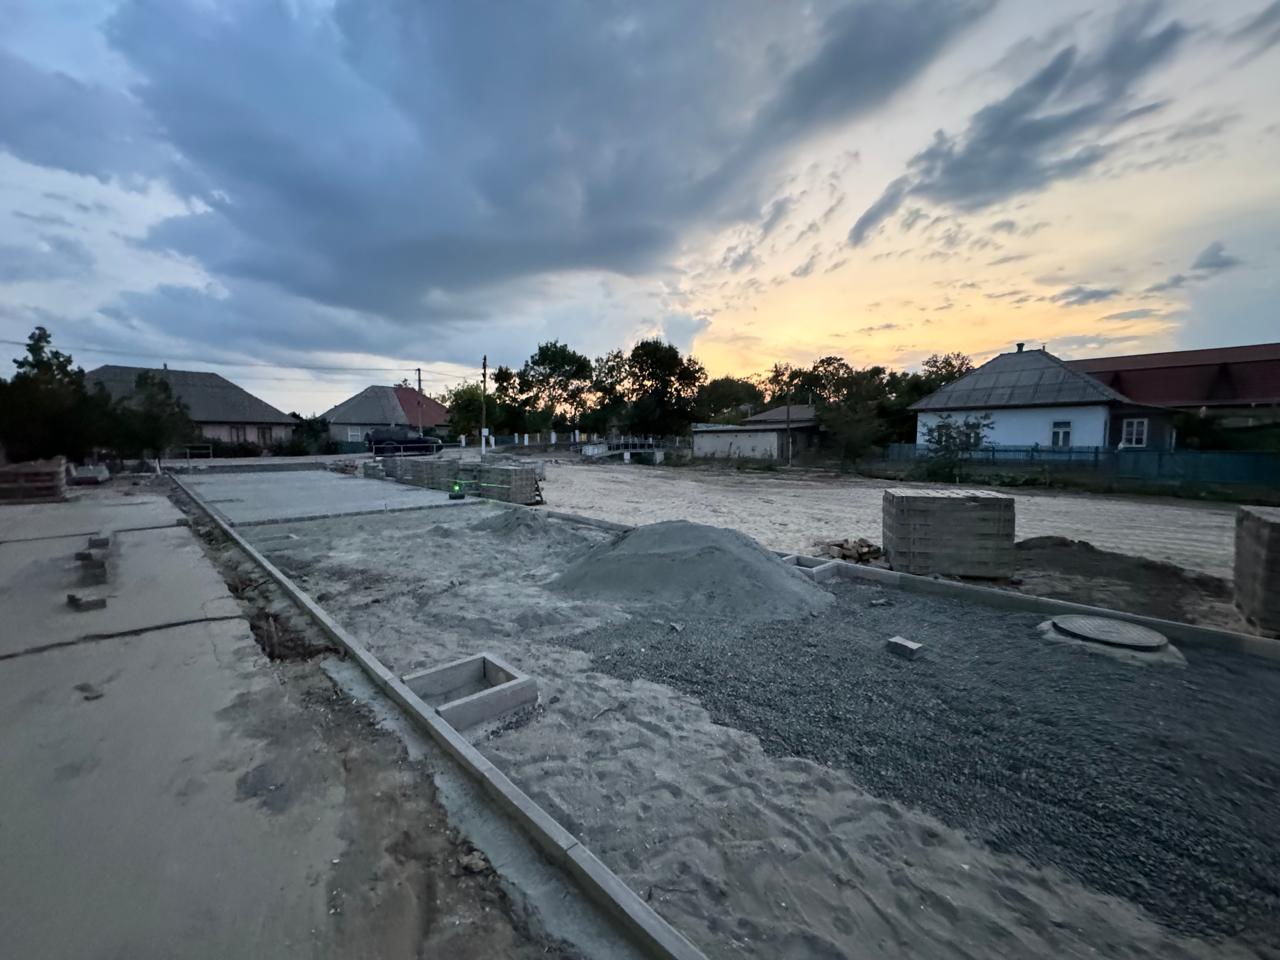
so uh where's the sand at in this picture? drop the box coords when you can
[537,460,1238,579]
[243,504,1271,960]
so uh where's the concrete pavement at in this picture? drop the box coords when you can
[0,487,572,960]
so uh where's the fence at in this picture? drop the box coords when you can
[884,443,1280,487]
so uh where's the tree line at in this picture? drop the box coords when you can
[1,325,973,464]
[444,337,973,458]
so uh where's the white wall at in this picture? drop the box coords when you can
[916,405,1109,448]
[692,430,780,459]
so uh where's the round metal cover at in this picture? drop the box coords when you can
[1051,615,1168,650]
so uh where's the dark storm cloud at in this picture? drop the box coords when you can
[1,0,981,346]
[0,235,94,283]
[0,49,164,182]
[850,3,1191,246]
[1145,240,1243,294]
[1050,285,1121,306]
[1228,1,1280,63]
[1190,240,1242,273]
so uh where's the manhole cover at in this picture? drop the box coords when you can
[1051,615,1168,650]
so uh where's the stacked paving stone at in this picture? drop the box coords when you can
[882,488,1015,579]
[479,463,541,505]
[0,456,67,503]
[361,461,385,480]
[1235,505,1280,635]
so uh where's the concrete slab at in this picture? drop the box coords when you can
[0,489,184,542]
[181,470,462,525]
[0,525,240,659]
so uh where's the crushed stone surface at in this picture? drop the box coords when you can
[551,519,832,620]
[557,579,1280,943]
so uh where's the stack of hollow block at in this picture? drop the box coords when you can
[360,461,385,480]
[0,457,67,503]
[882,488,1015,579]
[1235,506,1280,636]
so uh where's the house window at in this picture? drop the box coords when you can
[347,428,364,442]
[1051,421,1072,448]
[256,426,272,446]
[1121,417,1148,448]
[230,425,246,443]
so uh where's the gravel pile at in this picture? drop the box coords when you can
[557,580,1280,942]
[551,520,831,620]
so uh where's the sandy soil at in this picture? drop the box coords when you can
[538,461,1239,579]
[245,505,1273,960]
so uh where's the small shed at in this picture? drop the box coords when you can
[692,405,820,459]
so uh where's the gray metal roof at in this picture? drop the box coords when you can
[910,348,1131,412]
[88,365,295,424]
[321,385,408,425]
[746,404,817,423]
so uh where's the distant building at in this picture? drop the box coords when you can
[911,344,1173,450]
[88,365,295,446]
[1067,342,1280,427]
[692,404,821,459]
[321,385,450,444]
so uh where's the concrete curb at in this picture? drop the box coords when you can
[171,475,708,960]
[828,558,1280,663]
[230,500,480,528]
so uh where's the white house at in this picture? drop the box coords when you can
[692,405,821,459]
[911,344,1174,450]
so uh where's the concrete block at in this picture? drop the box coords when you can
[886,635,922,659]
[87,535,111,549]
[402,652,538,730]
[882,488,1015,578]
[1236,506,1280,633]
[66,593,108,611]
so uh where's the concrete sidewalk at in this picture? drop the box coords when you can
[0,488,568,959]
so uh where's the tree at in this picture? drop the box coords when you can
[115,371,195,457]
[920,352,974,391]
[0,326,112,462]
[519,341,594,420]
[442,381,496,439]
[623,339,706,436]
[921,412,993,481]
[696,376,764,422]
[286,413,336,454]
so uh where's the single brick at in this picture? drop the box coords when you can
[886,635,923,660]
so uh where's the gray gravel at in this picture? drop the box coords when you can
[557,580,1280,944]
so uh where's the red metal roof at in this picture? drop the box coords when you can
[1066,343,1280,408]
[393,385,450,428]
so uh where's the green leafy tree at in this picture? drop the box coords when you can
[696,376,764,422]
[442,381,497,439]
[623,339,706,436]
[0,326,113,462]
[285,414,336,454]
[115,371,195,456]
[921,412,993,480]
[579,350,629,434]
[519,341,594,421]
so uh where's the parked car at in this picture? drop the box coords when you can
[365,428,443,456]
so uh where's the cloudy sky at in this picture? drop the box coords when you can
[1,0,1277,414]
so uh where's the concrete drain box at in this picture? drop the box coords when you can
[883,488,1015,579]
[401,653,537,730]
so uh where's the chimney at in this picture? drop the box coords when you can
[1015,342,1024,353]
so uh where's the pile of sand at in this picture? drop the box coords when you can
[552,520,831,620]
[469,508,588,549]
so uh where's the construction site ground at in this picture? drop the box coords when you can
[0,483,576,960]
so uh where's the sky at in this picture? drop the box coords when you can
[1,0,1277,415]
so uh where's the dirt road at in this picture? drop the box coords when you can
[541,462,1239,578]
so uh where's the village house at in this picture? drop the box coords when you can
[692,404,822,459]
[321,385,450,445]
[911,344,1174,450]
[88,365,295,446]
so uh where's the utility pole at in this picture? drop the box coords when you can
[415,368,423,433]
[479,354,487,460]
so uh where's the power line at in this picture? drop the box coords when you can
[0,338,475,377]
